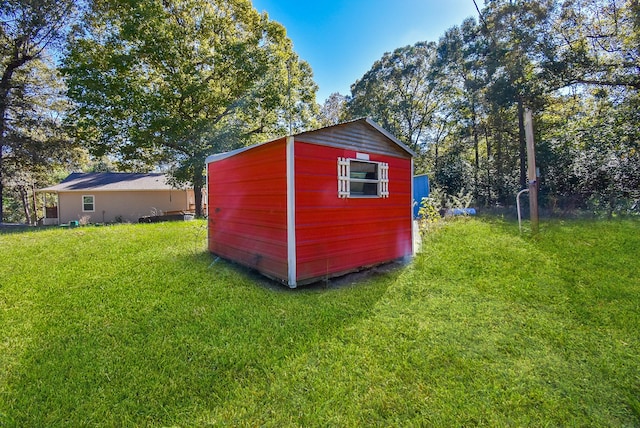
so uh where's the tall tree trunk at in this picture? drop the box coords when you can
[19,186,32,225]
[0,93,7,224]
[608,189,616,220]
[471,101,480,203]
[0,53,29,224]
[192,166,205,218]
[32,182,38,225]
[484,127,492,206]
[495,115,504,205]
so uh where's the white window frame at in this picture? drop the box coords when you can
[82,195,95,212]
[338,158,389,198]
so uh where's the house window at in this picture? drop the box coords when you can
[337,158,389,198]
[82,195,95,212]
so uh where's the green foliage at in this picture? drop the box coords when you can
[548,0,640,90]
[418,187,475,236]
[0,0,79,223]
[63,0,318,215]
[0,195,23,224]
[0,59,86,224]
[418,194,442,222]
[317,92,348,127]
[418,188,444,233]
[445,188,474,211]
[346,42,447,154]
[537,88,640,216]
[1,219,639,426]
[348,0,639,212]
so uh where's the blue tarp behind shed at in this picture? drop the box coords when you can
[413,174,430,218]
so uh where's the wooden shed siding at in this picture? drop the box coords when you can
[207,140,288,281]
[294,141,412,283]
[295,120,411,158]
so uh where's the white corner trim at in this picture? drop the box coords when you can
[411,158,416,256]
[286,136,297,288]
[205,164,210,247]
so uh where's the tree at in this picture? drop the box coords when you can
[1,58,84,224]
[543,0,640,91]
[347,42,448,154]
[435,18,492,203]
[472,0,639,208]
[63,0,318,216]
[480,0,554,197]
[317,92,347,127]
[341,0,638,213]
[537,86,640,215]
[535,0,640,213]
[0,0,77,222]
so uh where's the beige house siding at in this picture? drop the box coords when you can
[57,189,193,224]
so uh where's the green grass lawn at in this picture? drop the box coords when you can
[1,218,639,426]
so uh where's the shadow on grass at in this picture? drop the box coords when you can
[0,224,46,235]
[4,219,639,425]
[208,253,410,293]
[1,248,400,426]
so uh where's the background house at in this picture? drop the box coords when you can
[206,118,416,287]
[39,172,196,224]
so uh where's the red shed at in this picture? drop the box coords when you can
[206,118,416,287]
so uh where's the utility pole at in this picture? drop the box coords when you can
[524,108,539,233]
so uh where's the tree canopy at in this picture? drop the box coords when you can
[63,0,317,216]
[344,0,639,214]
[1,0,637,222]
[0,0,78,223]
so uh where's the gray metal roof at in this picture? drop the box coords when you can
[39,172,183,192]
[206,117,416,164]
[294,117,417,158]
[296,117,416,157]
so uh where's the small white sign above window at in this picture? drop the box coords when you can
[355,152,370,161]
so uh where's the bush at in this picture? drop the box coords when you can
[418,187,475,236]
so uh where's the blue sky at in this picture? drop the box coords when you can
[251,0,480,103]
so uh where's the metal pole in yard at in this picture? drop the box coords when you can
[516,188,529,233]
[524,108,539,234]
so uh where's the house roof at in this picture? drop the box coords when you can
[296,117,416,157]
[39,172,184,192]
[206,117,416,164]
